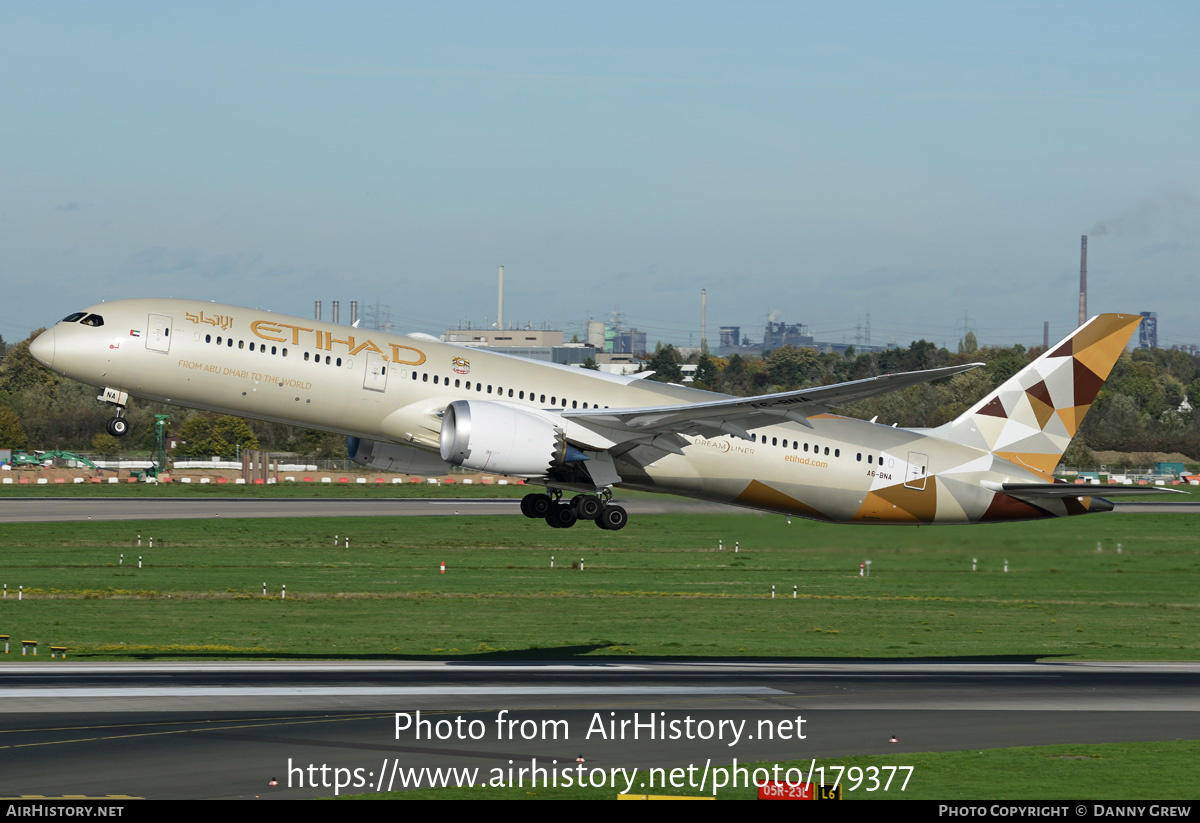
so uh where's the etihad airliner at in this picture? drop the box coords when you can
[29,299,1173,530]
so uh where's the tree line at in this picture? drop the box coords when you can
[3,328,1198,465]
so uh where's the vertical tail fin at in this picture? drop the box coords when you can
[937,314,1142,477]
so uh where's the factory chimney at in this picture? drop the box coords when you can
[332,300,340,325]
[350,300,358,326]
[700,289,708,354]
[1078,235,1088,328]
[1043,321,1049,350]
[498,266,504,330]
[315,301,322,321]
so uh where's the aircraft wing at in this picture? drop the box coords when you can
[996,483,1188,498]
[563,362,983,442]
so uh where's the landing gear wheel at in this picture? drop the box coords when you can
[107,417,129,437]
[525,493,552,519]
[571,495,603,520]
[546,503,578,529]
[596,504,628,531]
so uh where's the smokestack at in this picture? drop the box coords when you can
[350,300,358,326]
[315,301,322,321]
[332,300,340,325]
[700,289,707,354]
[498,266,504,330]
[1079,235,1088,327]
[1043,321,1049,350]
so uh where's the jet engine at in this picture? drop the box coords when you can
[347,437,454,475]
[439,400,585,476]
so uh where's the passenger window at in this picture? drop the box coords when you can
[205,334,211,343]
[238,340,244,349]
[304,352,310,361]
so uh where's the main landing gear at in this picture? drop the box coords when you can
[520,491,628,531]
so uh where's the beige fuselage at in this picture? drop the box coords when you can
[35,298,1092,524]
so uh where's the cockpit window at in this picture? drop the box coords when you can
[79,314,104,327]
[61,312,87,323]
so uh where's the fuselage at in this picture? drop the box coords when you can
[31,298,1101,524]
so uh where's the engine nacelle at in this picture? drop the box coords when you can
[347,437,453,475]
[439,400,570,476]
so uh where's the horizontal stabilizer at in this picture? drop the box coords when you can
[995,482,1187,499]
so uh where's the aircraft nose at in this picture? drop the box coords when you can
[29,328,55,369]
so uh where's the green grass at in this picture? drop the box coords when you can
[3,477,1193,500]
[1,510,1197,661]
[342,740,1200,799]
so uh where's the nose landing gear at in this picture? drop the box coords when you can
[98,387,130,437]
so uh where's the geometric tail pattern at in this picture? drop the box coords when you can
[935,314,1143,478]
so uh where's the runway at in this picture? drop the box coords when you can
[2,496,1197,798]
[1,661,1197,798]
[1,497,1196,522]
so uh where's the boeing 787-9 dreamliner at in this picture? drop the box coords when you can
[29,300,1174,530]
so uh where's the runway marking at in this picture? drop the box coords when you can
[0,686,788,698]
[0,664,649,673]
[0,713,388,750]
[0,712,389,737]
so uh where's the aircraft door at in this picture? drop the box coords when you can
[363,352,388,392]
[146,314,172,353]
[904,451,929,491]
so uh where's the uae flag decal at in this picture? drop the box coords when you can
[130,329,142,337]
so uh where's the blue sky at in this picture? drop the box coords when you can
[3,2,1197,351]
